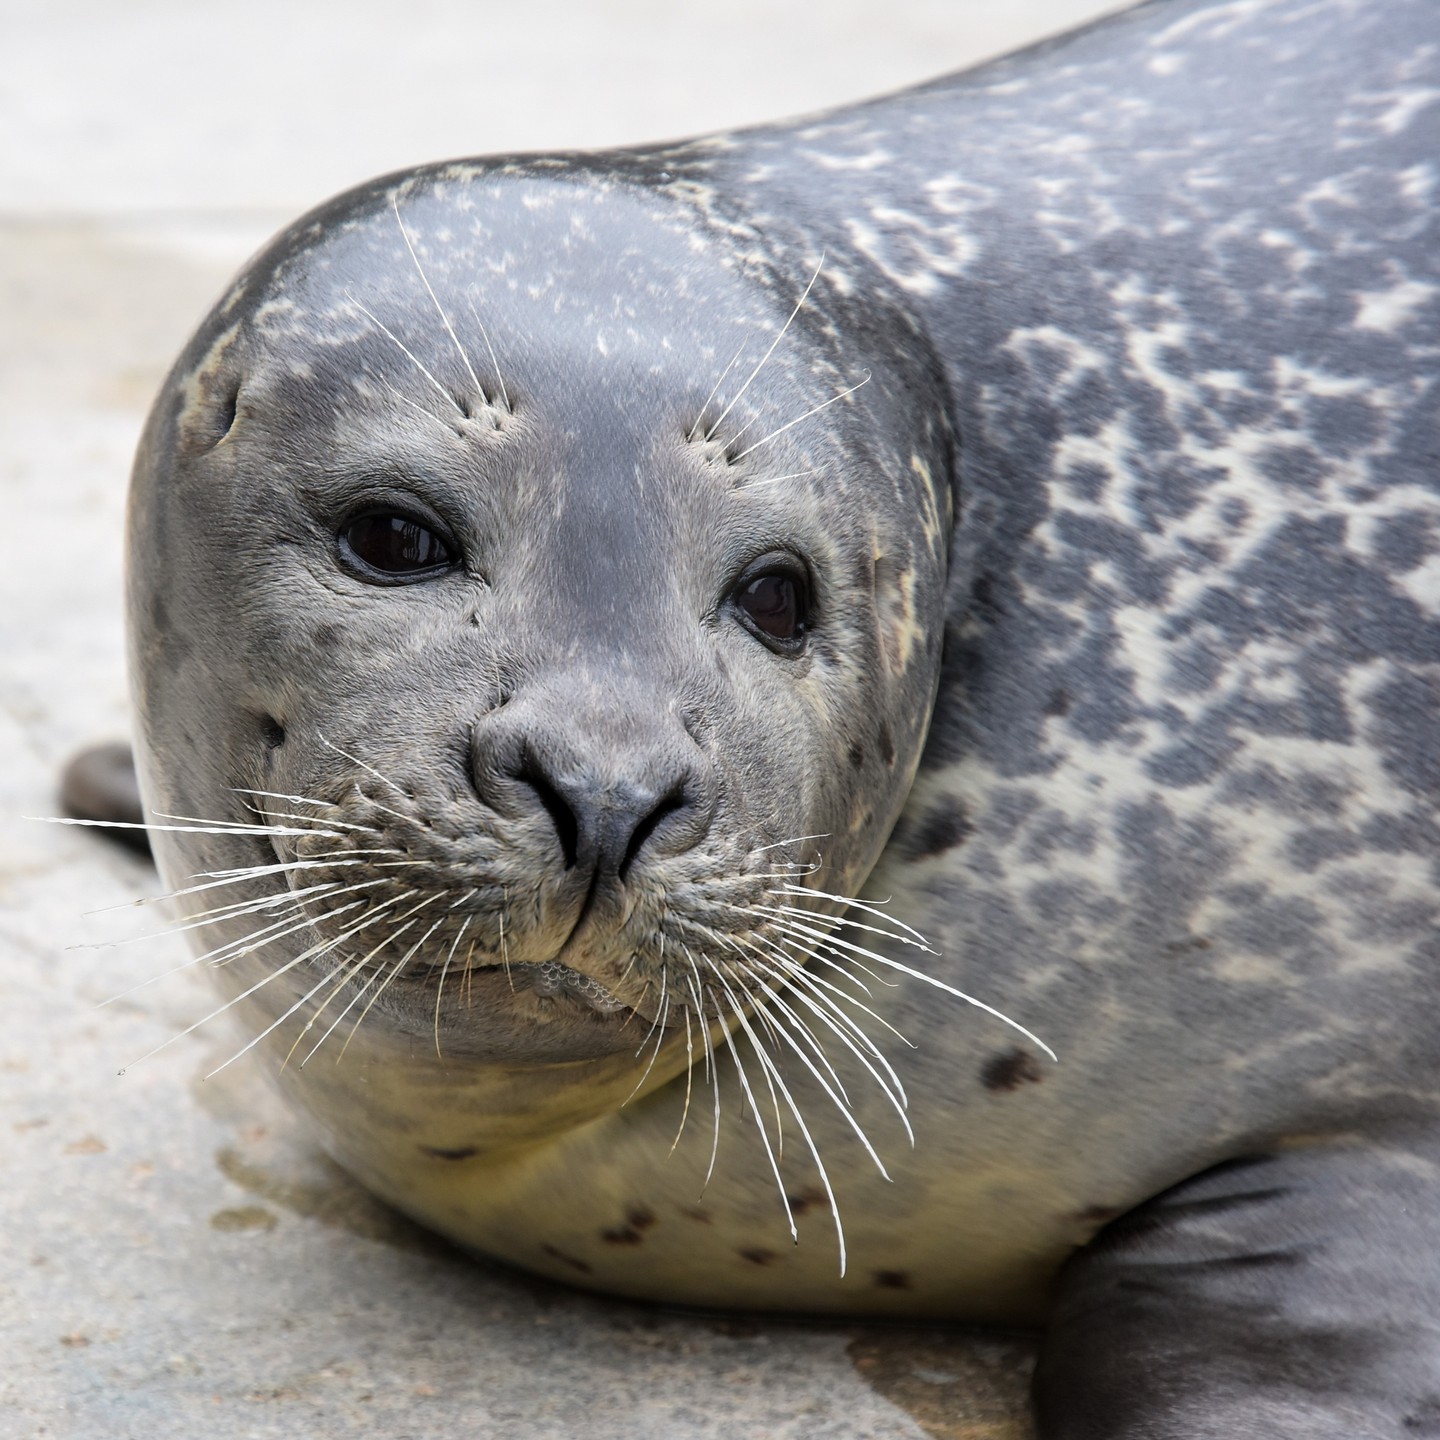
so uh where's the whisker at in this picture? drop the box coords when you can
[690,340,746,438]
[682,958,723,1194]
[392,196,486,402]
[280,952,369,1072]
[212,939,367,1079]
[336,902,450,1061]
[433,913,474,1060]
[153,808,341,835]
[711,976,796,1244]
[95,901,361,1010]
[30,816,332,840]
[669,1004,696,1157]
[740,469,821,491]
[378,374,451,430]
[78,882,337,954]
[228,786,338,808]
[772,913,1055,1062]
[732,372,871,463]
[753,902,935,953]
[721,973,849,1273]
[770,884,933,946]
[705,252,825,442]
[464,292,511,413]
[710,965,786,1161]
[344,290,465,417]
[119,897,402,1073]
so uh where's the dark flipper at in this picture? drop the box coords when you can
[1034,1147,1440,1438]
[59,741,151,857]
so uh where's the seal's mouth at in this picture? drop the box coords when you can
[462,958,633,1017]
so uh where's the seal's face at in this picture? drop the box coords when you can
[129,169,953,1078]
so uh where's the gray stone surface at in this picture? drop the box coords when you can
[1,3,1121,1434]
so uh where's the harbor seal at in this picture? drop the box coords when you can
[88,0,1440,1431]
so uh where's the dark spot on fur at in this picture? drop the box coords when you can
[739,1247,778,1266]
[420,1145,477,1161]
[1164,935,1212,956]
[971,572,1002,619]
[848,744,865,770]
[1044,689,1072,717]
[540,1243,592,1275]
[679,1205,711,1224]
[878,726,895,767]
[908,803,974,858]
[981,1048,1044,1093]
[1403,1398,1440,1433]
[602,1213,650,1245]
[312,623,344,648]
[786,1187,827,1217]
[873,1269,910,1289]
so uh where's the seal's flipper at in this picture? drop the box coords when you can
[59,742,151,857]
[1033,1149,1440,1436]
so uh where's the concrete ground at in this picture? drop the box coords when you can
[1,4,1120,1435]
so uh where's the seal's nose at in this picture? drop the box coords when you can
[470,683,715,883]
[512,758,689,879]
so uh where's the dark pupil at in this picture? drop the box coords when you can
[739,573,799,639]
[346,514,450,573]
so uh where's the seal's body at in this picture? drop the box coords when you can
[124,0,1440,1430]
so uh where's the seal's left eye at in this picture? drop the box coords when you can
[340,513,454,580]
[733,568,809,647]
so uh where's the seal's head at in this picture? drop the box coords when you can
[128,161,954,1103]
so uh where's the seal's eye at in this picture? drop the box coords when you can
[340,513,455,581]
[733,567,809,648]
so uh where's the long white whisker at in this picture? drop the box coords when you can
[669,1003,696,1157]
[732,372,871,463]
[464,292,511,413]
[711,976,796,1244]
[683,959,723,1193]
[95,901,362,1009]
[392,196,486,401]
[771,914,1055,1061]
[771,884,933,946]
[336,902,450,1061]
[705,253,825,441]
[755,941,914,1104]
[753,902,934,953]
[721,975,849,1274]
[378,374,451,430]
[345,290,465,416]
[209,943,366,1079]
[280,952,369,1071]
[119,898,402,1072]
[228,787,336,808]
[433,913,474,1060]
[691,341,746,438]
[30,816,331,840]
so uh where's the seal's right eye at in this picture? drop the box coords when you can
[339,513,455,582]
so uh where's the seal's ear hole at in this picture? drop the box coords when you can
[259,716,286,749]
[181,376,242,454]
[202,379,241,450]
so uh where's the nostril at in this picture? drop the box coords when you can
[517,763,580,869]
[619,785,687,881]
